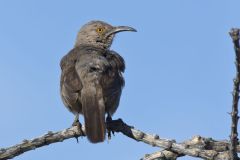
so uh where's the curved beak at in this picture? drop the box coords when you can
[105,26,137,38]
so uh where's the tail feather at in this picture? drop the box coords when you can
[81,82,105,143]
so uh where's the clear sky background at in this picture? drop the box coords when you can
[0,1,240,160]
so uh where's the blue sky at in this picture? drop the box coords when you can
[0,1,240,160]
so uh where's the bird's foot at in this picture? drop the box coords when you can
[72,118,84,143]
[106,114,115,141]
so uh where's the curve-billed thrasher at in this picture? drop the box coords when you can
[60,20,136,143]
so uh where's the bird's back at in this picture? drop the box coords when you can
[60,45,125,116]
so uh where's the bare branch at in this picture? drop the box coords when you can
[108,119,240,160]
[1,119,240,160]
[0,125,85,160]
[141,150,232,160]
[229,28,240,160]
[141,150,179,160]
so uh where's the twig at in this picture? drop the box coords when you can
[229,28,240,160]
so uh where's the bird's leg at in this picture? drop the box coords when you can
[72,114,80,126]
[106,113,115,141]
[106,113,112,122]
[72,114,84,143]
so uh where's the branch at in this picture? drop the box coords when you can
[141,150,231,160]
[141,150,179,160]
[1,119,240,160]
[0,125,85,160]
[108,119,240,160]
[229,28,240,160]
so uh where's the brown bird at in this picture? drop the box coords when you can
[60,20,136,143]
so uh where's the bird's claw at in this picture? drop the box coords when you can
[72,119,84,143]
[106,114,115,141]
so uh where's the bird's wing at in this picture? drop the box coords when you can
[107,50,125,72]
[60,48,82,113]
[102,50,125,115]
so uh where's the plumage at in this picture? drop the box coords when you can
[60,21,136,143]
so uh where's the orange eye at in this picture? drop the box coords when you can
[96,27,104,33]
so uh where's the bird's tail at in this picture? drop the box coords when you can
[81,82,106,143]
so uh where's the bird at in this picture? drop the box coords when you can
[60,20,136,143]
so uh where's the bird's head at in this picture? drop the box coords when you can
[75,20,137,49]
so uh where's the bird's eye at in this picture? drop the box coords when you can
[96,27,104,33]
